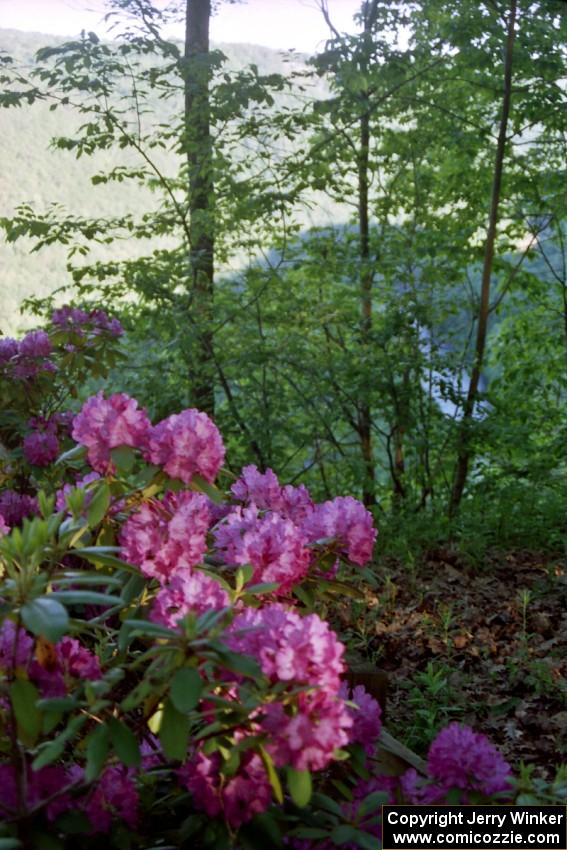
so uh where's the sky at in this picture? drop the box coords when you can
[0,0,363,53]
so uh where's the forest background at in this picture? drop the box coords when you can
[0,0,566,783]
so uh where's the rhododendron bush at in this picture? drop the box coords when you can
[0,311,519,849]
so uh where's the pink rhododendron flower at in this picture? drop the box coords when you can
[228,603,345,691]
[30,636,102,698]
[231,464,314,523]
[339,683,382,755]
[23,430,60,466]
[146,408,225,484]
[302,496,376,566]
[72,391,151,474]
[0,515,8,537]
[263,691,352,771]
[231,465,283,510]
[120,491,210,583]
[56,636,102,681]
[82,765,139,833]
[427,723,513,798]
[179,747,271,828]
[150,570,229,629]
[214,506,310,593]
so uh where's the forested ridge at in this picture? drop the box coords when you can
[0,2,565,846]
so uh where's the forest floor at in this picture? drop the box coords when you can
[338,549,567,777]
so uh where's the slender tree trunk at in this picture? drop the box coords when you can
[448,0,517,516]
[358,103,376,507]
[185,0,215,415]
[357,0,379,508]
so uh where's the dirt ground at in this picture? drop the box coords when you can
[337,549,567,777]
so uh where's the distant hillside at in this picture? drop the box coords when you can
[0,28,335,333]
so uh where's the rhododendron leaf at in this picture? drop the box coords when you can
[50,590,123,607]
[292,584,314,607]
[108,716,141,767]
[159,698,190,760]
[235,564,254,591]
[291,828,330,840]
[357,790,391,818]
[72,546,139,573]
[85,722,109,782]
[258,745,283,804]
[311,792,343,817]
[170,667,203,713]
[55,571,122,587]
[244,582,280,595]
[123,618,177,639]
[121,573,147,604]
[10,679,41,745]
[33,715,87,769]
[0,841,22,849]
[287,767,312,807]
[317,579,366,600]
[21,596,69,641]
[190,473,224,504]
[110,445,136,474]
[330,825,361,846]
[37,697,78,712]
[55,444,87,466]
[213,646,262,678]
[86,481,111,527]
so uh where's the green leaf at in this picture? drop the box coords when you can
[72,546,138,573]
[55,444,86,466]
[108,717,141,767]
[111,445,136,474]
[54,572,123,587]
[244,582,280,595]
[86,482,111,527]
[170,667,204,713]
[190,473,224,504]
[10,680,41,745]
[258,745,283,804]
[123,619,176,639]
[85,723,109,782]
[50,590,122,607]
[0,841,23,849]
[331,825,361,846]
[287,767,312,807]
[159,698,190,761]
[357,790,391,818]
[32,715,86,770]
[21,596,69,641]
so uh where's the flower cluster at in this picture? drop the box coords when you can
[0,489,38,527]
[340,682,383,756]
[145,408,225,484]
[232,463,314,523]
[179,747,271,830]
[302,496,376,566]
[214,505,311,593]
[52,306,123,337]
[150,570,230,628]
[0,330,55,381]
[120,491,211,583]
[72,392,151,474]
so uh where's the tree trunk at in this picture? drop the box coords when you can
[185,0,215,415]
[448,0,518,516]
[357,1,379,508]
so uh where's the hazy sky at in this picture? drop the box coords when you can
[0,0,363,53]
